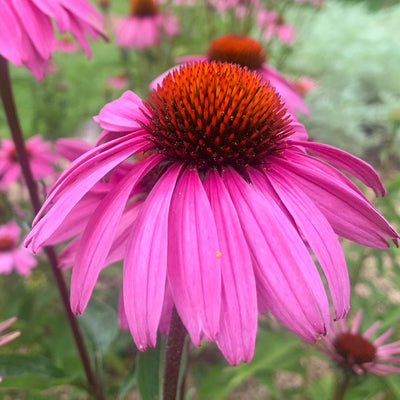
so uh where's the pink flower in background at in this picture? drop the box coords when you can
[0,317,20,383]
[106,73,130,90]
[114,0,179,49]
[0,135,57,191]
[150,35,308,117]
[257,10,296,45]
[317,310,400,375]
[55,36,80,53]
[25,62,399,365]
[291,76,318,96]
[0,222,37,276]
[0,0,106,80]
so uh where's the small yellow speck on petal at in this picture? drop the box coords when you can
[216,250,222,257]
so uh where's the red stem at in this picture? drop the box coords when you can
[163,308,187,400]
[0,56,102,399]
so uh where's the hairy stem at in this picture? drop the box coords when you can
[0,56,102,400]
[163,308,187,400]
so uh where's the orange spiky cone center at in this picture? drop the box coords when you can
[143,62,292,170]
[207,35,267,70]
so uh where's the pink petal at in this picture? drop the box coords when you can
[292,140,386,196]
[93,91,149,132]
[167,168,221,345]
[123,163,182,350]
[275,151,399,248]
[204,169,257,365]
[254,167,350,320]
[25,135,150,251]
[0,2,22,65]
[222,167,330,342]
[70,154,162,314]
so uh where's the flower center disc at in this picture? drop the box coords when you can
[144,62,292,169]
[334,333,377,364]
[0,236,15,252]
[129,0,158,16]
[207,35,267,70]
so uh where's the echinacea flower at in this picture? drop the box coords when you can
[0,221,37,276]
[0,317,20,383]
[0,0,106,80]
[25,62,399,365]
[150,35,309,117]
[0,135,57,191]
[317,310,400,375]
[257,10,296,45]
[113,0,179,49]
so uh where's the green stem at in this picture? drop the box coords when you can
[0,56,103,400]
[163,308,187,400]
[331,370,352,400]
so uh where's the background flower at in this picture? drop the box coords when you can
[0,222,37,276]
[317,310,400,375]
[0,0,106,79]
[0,135,58,191]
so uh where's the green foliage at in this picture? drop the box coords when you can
[287,1,400,160]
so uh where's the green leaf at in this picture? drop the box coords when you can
[0,353,74,390]
[117,364,136,400]
[78,299,119,354]
[137,346,161,400]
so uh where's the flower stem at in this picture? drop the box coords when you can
[163,308,187,400]
[0,56,102,400]
[332,370,352,400]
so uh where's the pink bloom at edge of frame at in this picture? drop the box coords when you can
[0,0,106,80]
[317,310,400,376]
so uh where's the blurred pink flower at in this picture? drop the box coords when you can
[113,0,179,49]
[0,135,57,191]
[291,76,318,96]
[25,62,399,365]
[150,34,308,117]
[106,73,130,90]
[0,0,106,80]
[0,222,37,276]
[55,36,80,53]
[317,310,400,375]
[257,10,296,45]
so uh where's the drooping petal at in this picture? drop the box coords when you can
[124,163,182,350]
[25,135,150,251]
[204,169,257,365]
[291,140,386,196]
[222,167,330,342]
[273,151,399,248]
[167,168,221,345]
[70,154,162,314]
[251,167,350,320]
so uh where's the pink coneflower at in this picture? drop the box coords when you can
[106,73,130,90]
[0,221,37,276]
[25,62,399,365]
[113,0,179,49]
[150,35,309,117]
[55,35,80,54]
[257,10,296,45]
[291,76,318,96]
[317,310,400,375]
[0,0,106,80]
[0,135,57,191]
[0,317,20,383]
